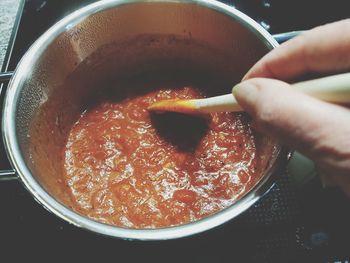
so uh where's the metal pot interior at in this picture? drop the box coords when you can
[14,1,279,227]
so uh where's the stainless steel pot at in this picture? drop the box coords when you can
[1,0,292,240]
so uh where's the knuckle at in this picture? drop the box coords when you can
[257,106,275,124]
[293,33,312,65]
[247,79,281,126]
[255,99,277,125]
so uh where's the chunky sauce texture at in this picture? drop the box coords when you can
[64,87,260,228]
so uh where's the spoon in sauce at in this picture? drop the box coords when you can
[148,72,350,114]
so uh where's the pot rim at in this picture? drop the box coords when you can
[2,0,288,240]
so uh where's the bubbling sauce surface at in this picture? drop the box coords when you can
[64,87,262,228]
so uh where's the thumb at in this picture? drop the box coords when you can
[232,78,350,177]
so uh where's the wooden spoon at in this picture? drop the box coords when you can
[148,72,350,114]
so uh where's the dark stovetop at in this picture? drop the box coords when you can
[0,0,350,262]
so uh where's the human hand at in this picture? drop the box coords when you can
[233,19,350,195]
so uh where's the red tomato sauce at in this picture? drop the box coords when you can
[64,86,261,228]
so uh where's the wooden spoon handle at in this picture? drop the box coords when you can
[148,72,350,114]
[195,94,241,113]
[292,72,350,103]
[196,72,350,113]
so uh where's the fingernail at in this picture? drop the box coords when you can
[232,81,259,107]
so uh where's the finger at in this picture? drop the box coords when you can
[233,78,350,177]
[243,19,350,81]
